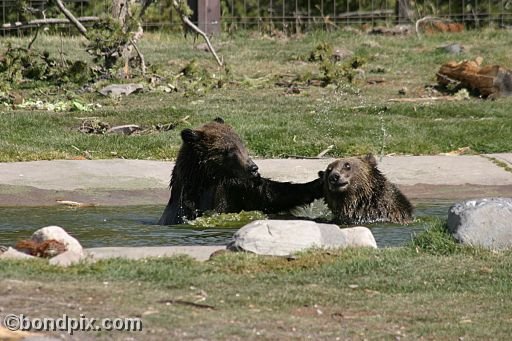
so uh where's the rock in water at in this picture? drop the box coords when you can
[447,198,512,250]
[31,226,84,256]
[228,220,377,256]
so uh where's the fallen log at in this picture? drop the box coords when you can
[437,58,512,98]
[416,16,464,36]
[2,17,99,29]
[388,96,463,103]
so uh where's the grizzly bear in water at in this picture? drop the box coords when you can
[158,118,324,225]
[319,154,413,224]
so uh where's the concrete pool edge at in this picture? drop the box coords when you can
[85,245,227,262]
[1,154,512,206]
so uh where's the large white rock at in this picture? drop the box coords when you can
[228,220,377,256]
[31,226,84,256]
[49,250,84,267]
[447,197,512,250]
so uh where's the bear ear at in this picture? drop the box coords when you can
[213,117,225,124]
[318,170,325,178]
[181,129,201,143]
[364,154,377,167]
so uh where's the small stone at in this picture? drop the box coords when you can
[438,43,464,54]
[398,87,408,95]
[331,47,353,62]
[0,247,36,260]
[107,125,141,135]
[98,84,143,96]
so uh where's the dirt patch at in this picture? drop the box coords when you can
[0,279,149,340]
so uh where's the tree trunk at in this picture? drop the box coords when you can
[395,0,411,24]
[112,0,130,28]
[111,0,146,77]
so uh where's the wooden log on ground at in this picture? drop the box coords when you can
[2,17,99,29]
[416,17,464,35]
[437,58,512,98]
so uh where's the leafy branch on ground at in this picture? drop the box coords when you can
[0,43,93,87]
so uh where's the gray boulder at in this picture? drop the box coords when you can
[447,197,512,250]
[228,220,377,256]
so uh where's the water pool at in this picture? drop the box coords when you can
[0,201,452,249]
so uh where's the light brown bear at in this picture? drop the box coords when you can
[319,154,413,225]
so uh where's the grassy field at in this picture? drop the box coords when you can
[0,29,512,161]
[1,223,512,339]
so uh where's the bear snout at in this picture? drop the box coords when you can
[328,172,349,191]
[328,172,340,184]
[247,162,260,178]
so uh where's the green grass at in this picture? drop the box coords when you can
[1,29,512,161]
[1,226,512,339]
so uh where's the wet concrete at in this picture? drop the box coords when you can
[85,245,226,262]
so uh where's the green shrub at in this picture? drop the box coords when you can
[409,218,461,255]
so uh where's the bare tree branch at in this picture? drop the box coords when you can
[415,16,433,37]
[139,0,157,19]
[27,25,40,50]
[130,38,146,76]
[2,17,98,29]
[173,0,223,67]
[54,0,88,38]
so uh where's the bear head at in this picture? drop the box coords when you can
[180,117,260,180]
[319,154,377,193]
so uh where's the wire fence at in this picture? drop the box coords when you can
[220,0,512,29]
[2,0,512,34]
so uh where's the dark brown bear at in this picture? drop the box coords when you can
[158,118,324,225]
[319,154,413,225]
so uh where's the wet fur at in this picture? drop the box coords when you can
[319,155,413,225]
[158,119,324,225]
